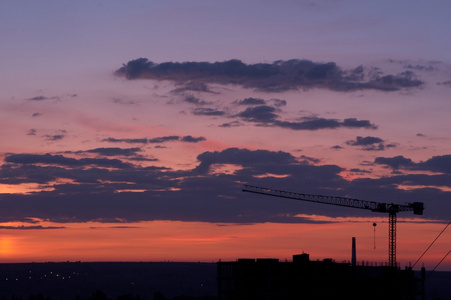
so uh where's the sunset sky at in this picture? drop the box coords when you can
[1,1,450,270]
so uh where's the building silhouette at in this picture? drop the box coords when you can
[217,253,424,300]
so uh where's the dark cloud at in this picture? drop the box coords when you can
[237,105,278,122]
[116,58,423,92]
[103,137,149,144]
[299,155,321,164]
[235,97,266,105]
[271,99,287,107]
[229,101,378,131]
[148,136,180,143]
[233,104,378,130]
[275,117,341,130]
[418,155,451,174]
[102,136,206,144]
[347,136,384,146]
[219,121,243,128]
[404,64,435,72]
[112,98,138,105]
[43,134,65,141]
[181,135,206,143]
[43,130,67,141]
[32,112,42,117]
[0,148,449,223]
[346,136,395,151]
[27,96,48,101]
[194,147,298,174]
[349,168,372,174]
[341,118,376,128]
[192,108,226,116]
[0,225,65,230]
[84,147,142,157]
[5,153,131,169]
[234,98,286,108]
[375,155,411,171]
[374,155,451,174]
[172,81,215,93]
[27,129,37,136]
[183,95,210,106]
[26,95,60,101]
[274,117,377,131]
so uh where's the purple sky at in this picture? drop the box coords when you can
[0,0,450,267]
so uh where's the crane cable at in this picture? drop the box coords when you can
[412,220,451,268]
[427,249,451,279]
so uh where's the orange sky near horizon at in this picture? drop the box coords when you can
[0,218,449,271]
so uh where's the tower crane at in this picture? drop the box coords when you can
[242,184,424,267]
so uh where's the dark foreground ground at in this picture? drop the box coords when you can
[0,262,218,300]
[0,262,449,300]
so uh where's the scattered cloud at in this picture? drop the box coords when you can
[192,108,226,116]
[346,136,395,151]
[43,130,67,141]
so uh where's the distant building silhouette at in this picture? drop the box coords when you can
[217,253,424,300]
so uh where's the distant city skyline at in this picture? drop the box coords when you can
[0,1,450,270]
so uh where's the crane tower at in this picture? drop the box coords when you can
[242,184,424,267]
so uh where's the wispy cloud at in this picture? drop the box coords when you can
[102,135,207,144]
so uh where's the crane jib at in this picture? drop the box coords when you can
[242,184,423,215]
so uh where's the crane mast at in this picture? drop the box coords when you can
[242,184,424,267]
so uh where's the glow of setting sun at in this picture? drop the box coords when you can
[0,237,14,256]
